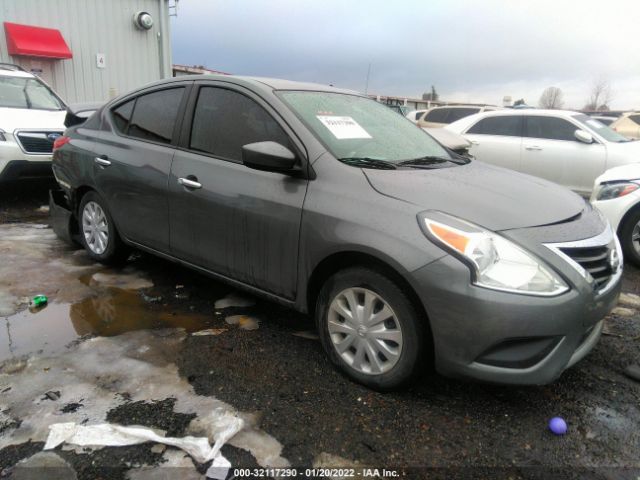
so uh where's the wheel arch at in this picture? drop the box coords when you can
[305,251,431,327]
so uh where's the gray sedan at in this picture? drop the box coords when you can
[50,75,622,390]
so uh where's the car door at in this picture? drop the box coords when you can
[521,115,606,195]
[169,83,308,299]
[93,84,190,252]
[463,115,523,170]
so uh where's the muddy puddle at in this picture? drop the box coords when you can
[0,224,214,361]
[1,287,213,360]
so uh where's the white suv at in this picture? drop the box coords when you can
[0,64,67,183]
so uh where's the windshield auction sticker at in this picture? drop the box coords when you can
[316,115,372,139]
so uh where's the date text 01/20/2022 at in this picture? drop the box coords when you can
[232,468,400,477]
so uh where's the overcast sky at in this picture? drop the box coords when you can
[171,0,640,109]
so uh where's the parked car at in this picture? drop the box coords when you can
[51,75,621,389]
[406,109,428,123]
[0,63,67,183]
[591,164,640,266]
[417,105,498,128]
[610,112,640,139]
[446,109,640,196]
[590,115,617,127]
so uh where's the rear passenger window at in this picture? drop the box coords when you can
[447,108,480,123]
[112,100,134,134]
[127,88,184,144]
[423,108,448,123]
[524,116,577,141]
[629,115,640,126]
[189,87,291,162]
[467,116,522,136]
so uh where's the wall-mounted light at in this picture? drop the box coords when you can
[133,11,154,30]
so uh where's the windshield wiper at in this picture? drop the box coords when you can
[339,157,397,170]
[398,155,469,167]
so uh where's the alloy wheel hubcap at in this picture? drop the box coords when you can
[82,201,109,255]
[327,287,403,375]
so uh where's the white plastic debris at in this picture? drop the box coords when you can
[44,412,243,469]
[214,293,255,309]
[192,328,228,336]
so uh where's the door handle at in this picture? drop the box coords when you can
[178,177,202,189]
[94,156,111,166]
[525,145,542,151]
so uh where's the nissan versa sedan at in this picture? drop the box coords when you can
[50,76,622,390]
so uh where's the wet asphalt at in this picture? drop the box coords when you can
[0,182,638,480]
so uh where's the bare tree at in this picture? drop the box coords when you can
[538,87,564,109]
[584,79,613,111]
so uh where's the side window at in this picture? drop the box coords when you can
[446,108,480,123]
[467,116,522,136]
[424,108,448,123]
[524,116,578,141]
[629,114,640,126]
[112,99,135,134]
[189,86,291,162]
[127,88,185,144]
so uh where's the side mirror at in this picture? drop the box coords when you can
[242,141,296,172]
[574,129,594,144]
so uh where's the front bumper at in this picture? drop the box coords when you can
[0,159,53,183]
[0,137,54,183]
[410,228,621,385]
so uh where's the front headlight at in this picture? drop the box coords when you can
[594,181,640,201]
[419,212,569,296]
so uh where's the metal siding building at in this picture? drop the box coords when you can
[0,0,172,103]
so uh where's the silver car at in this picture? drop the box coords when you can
[51,76,622,389]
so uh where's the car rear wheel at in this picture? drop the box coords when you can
[316,267,426,390]
[619,209,640,267]
[79,191,129,264]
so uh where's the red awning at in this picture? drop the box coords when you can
[4,22,72,59]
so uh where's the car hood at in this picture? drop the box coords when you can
[364,161,586,231]
[0,107,66,132]
[595,163,640,184]
[605,138,640,155]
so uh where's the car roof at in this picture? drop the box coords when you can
[445,108,587,133]
[136,74,362,96]
[429,105,484,110]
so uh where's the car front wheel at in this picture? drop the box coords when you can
[79,191,129,264]
[316,267,426,390]
[619,208,640,267]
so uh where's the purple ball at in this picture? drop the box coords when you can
[548,417,567,435]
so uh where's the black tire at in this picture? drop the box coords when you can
[315,267,427,390]
[78,191,129,265]
[619,208,640,267]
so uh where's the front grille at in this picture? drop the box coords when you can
[16,131,62,154]
[559,245,613,290]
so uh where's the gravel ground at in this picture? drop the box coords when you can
[0,182,638,479]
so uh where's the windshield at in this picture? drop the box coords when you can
[280,91,452,164]
[0,76,65,110]
[572,114,631,143]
